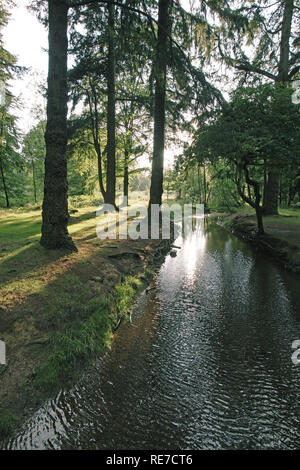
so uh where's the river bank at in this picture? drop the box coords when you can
[4,217,300,450]
[220,209,300,274]
[0,205,172,442]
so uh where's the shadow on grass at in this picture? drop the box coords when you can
[68,210,97,225]
[0,210,99,288]
[0,234,149,442]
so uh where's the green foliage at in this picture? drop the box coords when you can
[0,103,24,207]
[216,0,299,86]
[173,83,300,213]
[195,84,299,170]
[67,121,100,197]
[0,1,17,82]
[22,121,46,204]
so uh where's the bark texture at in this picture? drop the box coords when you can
[105,2,116,207]
[149,0,170,207]
[263,170,280,216]
[41,0,76,250]
[123,148,129,202]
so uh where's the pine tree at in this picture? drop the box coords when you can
[40,0,76,250]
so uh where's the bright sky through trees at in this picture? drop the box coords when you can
[2,0,191,166]
[3,0,48,132]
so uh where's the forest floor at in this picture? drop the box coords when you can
[222,207,300,273]
[0,199,172,442]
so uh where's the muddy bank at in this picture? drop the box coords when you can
[221,214,300,274]
[0,236,172,442]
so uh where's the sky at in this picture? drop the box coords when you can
[2,0,188,167]
[3,0,48,133]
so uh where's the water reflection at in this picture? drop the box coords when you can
[4,218,300,450]
[175,217,207,283]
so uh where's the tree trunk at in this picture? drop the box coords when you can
[292,168,300,200]
[197,163,202,200]
[0,154,9,208]
[123,148,129,204]
[263,160,267,207]
[237,161,265,235]
[278,0,294,82]
[279,171,282,205]
[263,170,279,215]
[148,0,170,208]
[263,1,294,215]
[105,2,116,207]
[245,166,264,235]
[255,203,265,236]
[203,164,207,204]
[288,172,294,206]
[41,0,76,250]
[247,184,252,200]
[32,159,37,203]
[87,85,106,200]
[96,141,106,200]
[0,120,9,208]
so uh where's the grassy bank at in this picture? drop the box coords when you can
[0,197,171,442]
[221,207,300,273]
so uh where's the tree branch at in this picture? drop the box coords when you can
[235,63,277,81]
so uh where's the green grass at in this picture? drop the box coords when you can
[0,411,17,440]
[34,275,144,393]
[224,206,300,222]
[39,274,92,329]
[266,208,300,224]
[34,298,113,392]
[114,276,143,316]
[0,213,41,243]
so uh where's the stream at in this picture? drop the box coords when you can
[5,218,300,450]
